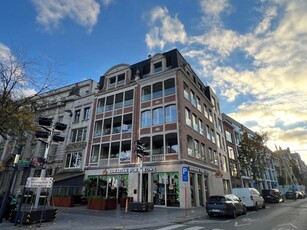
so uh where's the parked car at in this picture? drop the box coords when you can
[262,189,284,203]
[297,191,305,199]
[232,187,265,210]
[206,194,247,218]
[285,191,298,200]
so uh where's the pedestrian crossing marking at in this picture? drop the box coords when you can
[156,224,185,230]
[155,225,205,230]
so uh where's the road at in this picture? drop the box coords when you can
[152,198,307,230]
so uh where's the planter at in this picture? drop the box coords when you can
[10,209,57,224]
[87,198,117,210]
[128,202,154,212]
[52,196,74,207]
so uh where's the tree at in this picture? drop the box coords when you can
[0,45,58,140]
[290,158,303,185]
[238,131,268,188]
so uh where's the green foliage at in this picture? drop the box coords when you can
[290,159,303,184]
[238,131,268,186]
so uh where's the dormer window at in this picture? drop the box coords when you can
[107,72,126,89]
[154,62,162,73]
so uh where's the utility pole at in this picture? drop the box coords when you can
[0,145,22,223]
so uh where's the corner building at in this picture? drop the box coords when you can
[85,49,230,208]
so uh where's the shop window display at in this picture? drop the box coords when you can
[152,172,179,207]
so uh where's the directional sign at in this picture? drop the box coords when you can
[25,177,53,188]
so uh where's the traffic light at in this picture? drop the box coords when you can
[38,117,52,126]
[134,140,150,157]
[35,131,49,139]
[55,122,67,131]
[52,135,65,142]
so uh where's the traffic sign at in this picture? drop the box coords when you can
[182,166,189,182]
[25,177,53,188]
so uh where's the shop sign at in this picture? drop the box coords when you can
[25,177,53,188]
[106,167,157,175]
[189,166,209,175]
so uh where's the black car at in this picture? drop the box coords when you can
[206,194,247,218]
[285,191,298,199]
[262,189,284,203]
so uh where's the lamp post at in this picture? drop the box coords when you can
[0,145,22,223]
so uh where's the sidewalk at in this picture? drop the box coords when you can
[0,205,207,230]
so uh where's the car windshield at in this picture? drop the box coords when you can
[209,196,226,202]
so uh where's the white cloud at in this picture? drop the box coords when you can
[145,6,187,51]
[32,0,100,33]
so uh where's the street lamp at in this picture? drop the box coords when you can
[0,146,22,223]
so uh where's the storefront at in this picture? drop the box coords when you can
[85,163,220,208]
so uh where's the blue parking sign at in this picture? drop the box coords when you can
[182,166,189,182]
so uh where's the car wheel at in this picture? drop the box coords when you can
[231,209,237,219]
[262,202,266,209]
[254,202,258,211]
[208,213,214,217]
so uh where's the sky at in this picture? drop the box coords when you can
[1,0,307,164]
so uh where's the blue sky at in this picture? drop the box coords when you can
[1,0,307,164]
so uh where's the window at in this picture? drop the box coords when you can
[216,133,221,148]
[94,120,103,137]
[185,108,191,127]
[230,162,238,177]
[192,114,198,131]
[141,110,151,127]
[225,130,233,143]
[194,140,200,159]
[97,98,105,113]
[191,90,196,107]
[165,133,178,153]
[223,156,228,172]
[103,118,111,135]
[201,144,206,161]
[90,145,100,165]
[165,104,177,123]
[152,135,164,154]
[71,128,87,142]
[199,119,204,135]
[208,110,213,123]
[153,82,163,99]
[112,116,122,134]
[211,130,216,144]
[154,61,162,72]
[213,150,218,166]
[117,73,125,85]
[122,114,132,132]
[101,143,109,159]
[164,78,175,96]
[187,135,193,156]
[196,97,201,111]
[110,142,120,158]
[124,90,133,107]
[115,93,123,109]
[106,95,114,111]
[74,109,81,122]
[184,83,189,100]
[109,76,116,88]
[209,148,213,164]
[120,140,131,161]
[204,104,209,118]
[83,107,90,120]
[228,146,235,159]
[206,125,211,140]
[153,107,164,125]
[142,85,151,102]
[65,152,82,168]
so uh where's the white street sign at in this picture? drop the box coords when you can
[25,177,53,188]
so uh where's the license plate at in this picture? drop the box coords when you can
[212,209,220,212]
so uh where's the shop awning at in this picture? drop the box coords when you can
[52,172,84,185]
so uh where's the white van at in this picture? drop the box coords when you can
[232,188,265,210]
